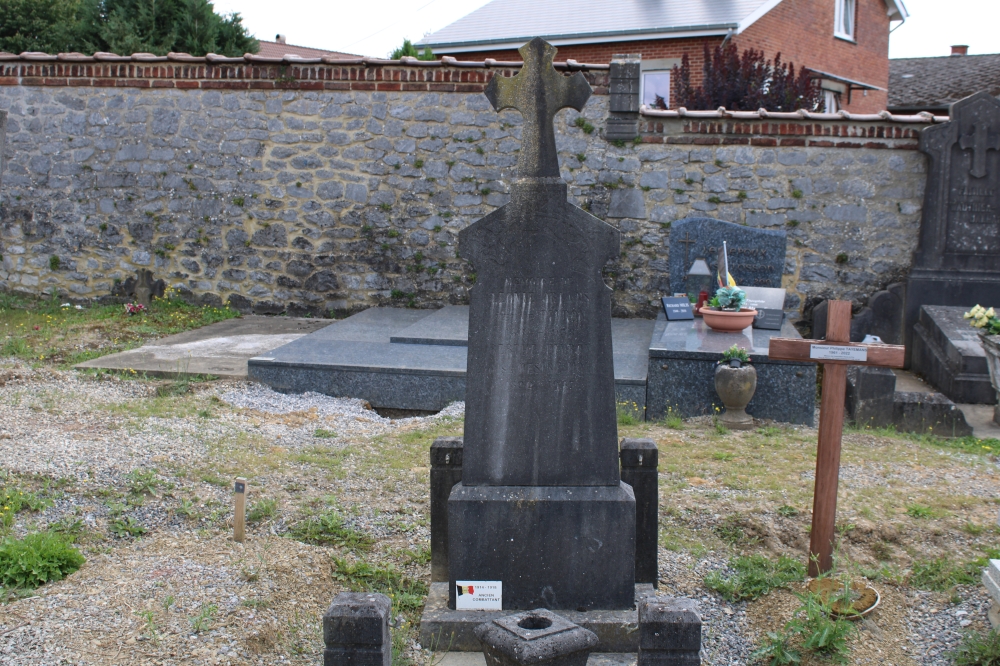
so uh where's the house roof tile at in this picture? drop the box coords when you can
[889,53,1000,112]
[256,40,357,60]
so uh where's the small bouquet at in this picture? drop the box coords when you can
[964,305,1000,336]
[124,302,147,316]
[719,344,751,368]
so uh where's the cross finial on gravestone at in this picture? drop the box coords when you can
[678,232,696,268]
[959,123,1000,178]
[485,37,592,179]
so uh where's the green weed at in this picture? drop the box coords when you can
[248,498,278,523]
[313,428,338,439]
[127,469,164,496]
[616,401,641,426]
[109,516,147,538]
[704,554,806,602]
[190,603,217,633]
[905,503,935,519]
[288,510,372,550]
[777,505,799,517]
[949,628,1000,666]
[331,557,428,614]
[0,531,85,590]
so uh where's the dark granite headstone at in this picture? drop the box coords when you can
[905,92,1000,365]
[669,217,786,294]
[911,305,996,404]
[449,38,635,612]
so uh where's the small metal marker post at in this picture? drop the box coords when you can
[234,477,247,543]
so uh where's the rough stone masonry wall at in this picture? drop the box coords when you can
[0,66,929,320]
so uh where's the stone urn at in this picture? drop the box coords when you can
[714,361,757,429]
[977,330,1000,425]
[700,307,758,332]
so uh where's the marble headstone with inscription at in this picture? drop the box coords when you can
[448,38,635,611]
[905,91,1000,365]
[669,217,787,293]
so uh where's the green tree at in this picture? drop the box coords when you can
[0,0,82,54]
[390,38,435,61]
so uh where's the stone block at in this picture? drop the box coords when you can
[448,483,636,611]
[323,592,391,666]
[911,305,996,404]
[846,366,897,428]
[638,597,701,665]
[609,188,647,219]
[431,436,464,582]
[892,391,973,437]
[475,609,598,666]
[620,438,658,587]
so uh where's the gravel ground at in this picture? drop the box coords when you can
[0,359,996,665]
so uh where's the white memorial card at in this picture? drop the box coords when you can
[810,344,868,362]
[455,581,502,610]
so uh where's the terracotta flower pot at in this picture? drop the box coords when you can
[699,307,758,332]
[714,363,757,430]
[977,330,1000,425]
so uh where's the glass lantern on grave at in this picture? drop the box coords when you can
[687,258,713,315]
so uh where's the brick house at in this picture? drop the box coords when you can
[418,0,908,113]
[257,34,357,60]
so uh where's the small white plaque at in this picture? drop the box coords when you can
[455,581,502,610]
[810,344,867,362]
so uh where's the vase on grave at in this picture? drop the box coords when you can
[700,307,758,332]
[977,331,1000,425]
[714,361,757,430]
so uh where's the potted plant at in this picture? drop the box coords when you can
[700,286,758,332]
[715,344,756,430]
[964,305,1000,425]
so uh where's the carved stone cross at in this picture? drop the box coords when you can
[485,37,592,178]
[959,123,1000,178]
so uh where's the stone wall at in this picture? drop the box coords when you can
[0,58,934,320]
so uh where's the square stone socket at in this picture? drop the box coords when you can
[323,592,391,647]
[475,608,599,664]
[639,597,702,652]
[620,438,659,468]
[493,608,579,641]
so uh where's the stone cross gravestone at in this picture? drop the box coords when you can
[449,37,635,611]
[669,217,787,294]
[905,91,1000,363]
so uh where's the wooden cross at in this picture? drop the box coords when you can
[768,301,905,576]
[485,37,592,178]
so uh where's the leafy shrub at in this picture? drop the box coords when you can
[949,628,1000,666]
[0,531,85,590]
[670,43,820,112]
[705,554,806,602]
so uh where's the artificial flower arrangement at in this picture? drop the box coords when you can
[964,305,1000,336]
[124,302,147,316]
[708,286,748,312]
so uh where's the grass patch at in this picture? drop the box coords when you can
[704,554,806,602]
[905,503,935,519]
[949,627,1000,666]
[0,291,238,369]
[0,483,53,531]
[752,586,857,665]
[109,515,147,538]
[288,509,372,550]
[0,530,85,590]
[616,401,642,426]
[909,549,999,592]
[247,498,278,523]
[313,428,338,439]
[331,557,428,614]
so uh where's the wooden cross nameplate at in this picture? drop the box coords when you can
[768,300,905,575]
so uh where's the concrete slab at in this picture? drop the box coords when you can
[892,369,934,393]
[75,316,333,379]
[249,307,656,415]
[956,403,1000,439]
[433,653,635,665]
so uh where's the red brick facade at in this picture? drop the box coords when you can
[443,0,895,113]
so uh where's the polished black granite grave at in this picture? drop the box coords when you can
[911,305,996,404]
[248,306,654,415]
[645,313,816,425]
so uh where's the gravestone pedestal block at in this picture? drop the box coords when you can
[620,439,659,587]
[984,560,1000,629]
[431,437,464,582]
[911,305,996,404]
[448,483,636,611]
[475,609,599,666]
[638,597,702,665]
[323,592,392,666]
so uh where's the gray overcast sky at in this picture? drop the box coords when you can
[212,0,999,60]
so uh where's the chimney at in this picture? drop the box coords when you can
[951,45,968,56]
[275,34,287,44]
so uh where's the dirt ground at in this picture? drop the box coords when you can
[0,362,997,665]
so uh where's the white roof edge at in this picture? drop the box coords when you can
[886,0,908,20]
[736,0,786,34]
[427,28,736,53]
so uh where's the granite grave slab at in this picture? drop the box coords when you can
[911,305,996,404]
[248,306,653,414]
[447,37,635,612]
[669,217,786,294]
[905,92,1000,364]
[646,313,816,425]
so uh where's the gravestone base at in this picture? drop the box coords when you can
[448,483,635,612]
[420,583,657,652]
[911,305,996,405]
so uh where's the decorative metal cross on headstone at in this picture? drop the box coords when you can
[959,123,1000,179]
[678,232,696,268]
[485,38,591,178]
[769,301,905,575]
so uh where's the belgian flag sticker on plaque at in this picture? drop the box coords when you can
[455,580,502,610]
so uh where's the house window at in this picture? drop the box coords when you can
[642,71,671,109]
[834,0,856,40]
[823,90,840,113]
